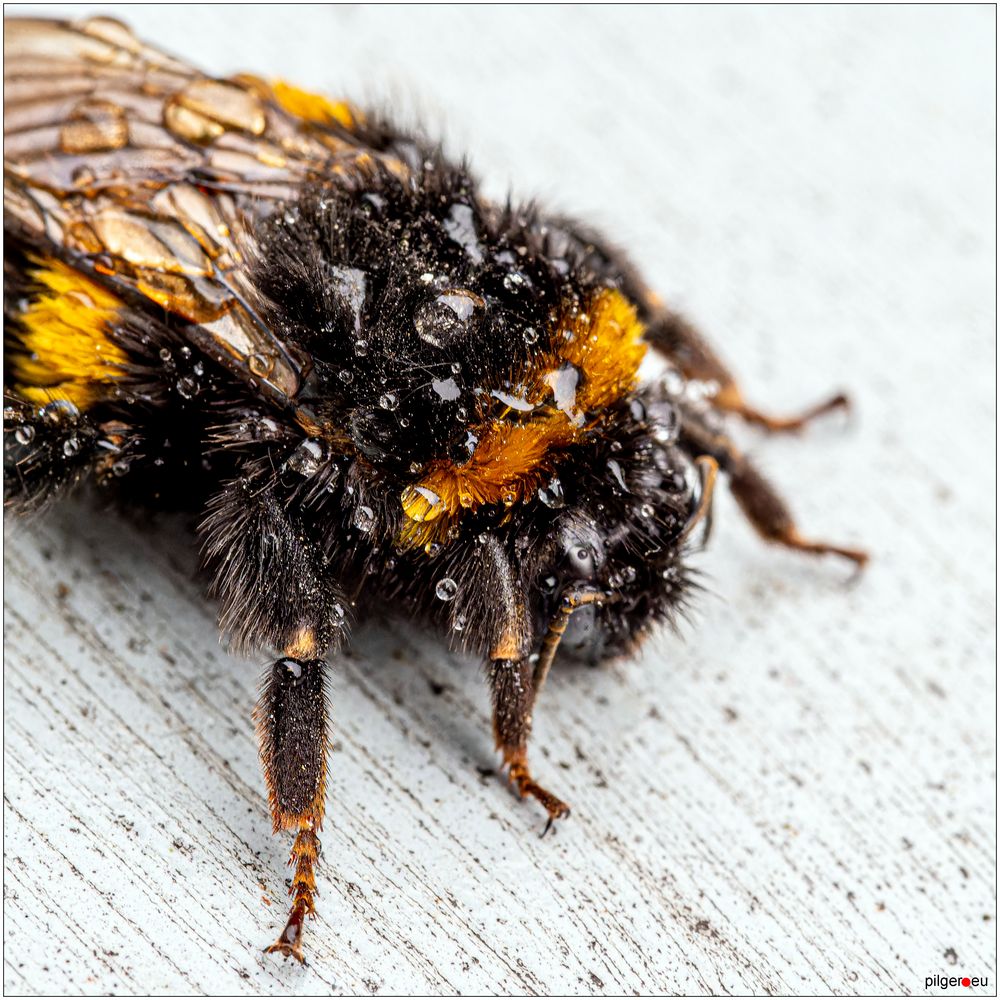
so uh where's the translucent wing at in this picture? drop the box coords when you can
[3,15,402,402]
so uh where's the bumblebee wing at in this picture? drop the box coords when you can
[4,15,399,402]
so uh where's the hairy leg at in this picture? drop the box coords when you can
[681,414,868,568]
[537,216,848,433]
[256,655,330,962]
[644,307,848,433]
[3,396,101,513]
[200,468,350,960]
[489,656,570,835]
[490,586,612,834]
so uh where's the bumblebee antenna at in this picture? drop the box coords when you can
[677,455,720,546]
[533,586,615,697]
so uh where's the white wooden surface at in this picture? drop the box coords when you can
[3,5,996,996]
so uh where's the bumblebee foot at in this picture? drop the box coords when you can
[508,759,571,836]
[778,528,870,570]
[264,899,309,963]
[722,388,850,434]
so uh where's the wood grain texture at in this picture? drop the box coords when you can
[3,5,995,996]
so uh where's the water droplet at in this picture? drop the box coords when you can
[661,369,685,396]
[353,505,375,533]
[491,388,535,412]
[338,368,354,384]
[159,347,172,362]
[378,392,399,411]
[247,352,276,378]
[355,339,369,357]
[606,459,628,492]
[543,363,580,421]
[452,613,467,632]
[287,438,326,476]
[501,490,517,507]
[523,326,539,345]
[112,458,131,477]
[639,503,654,518]
[435,577,459,602]
[538,477,566,509]
[62,436,81,457]
[331,602,346,622]
[414,289,484,347]
[42,400,79,423]
[14,426,35,445]
[443,202,484,263]
[424,541,442,557]
[450,361,462,375]
[176,377,198,399]
[431,377,461,401]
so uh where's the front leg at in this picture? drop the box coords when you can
[489,587,611,834]
[489,657,571,835]
[200,470,349,961]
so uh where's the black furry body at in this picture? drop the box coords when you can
[6,156,700,667]
[4,15,864,961]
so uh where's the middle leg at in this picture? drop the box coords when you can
[643,307,849,433]
[681,414,869,568]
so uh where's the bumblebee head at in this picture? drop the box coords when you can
[521,382,711,665]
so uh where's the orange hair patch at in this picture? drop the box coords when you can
[399,288,645,549]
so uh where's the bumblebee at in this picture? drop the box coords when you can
[3,16,866,962]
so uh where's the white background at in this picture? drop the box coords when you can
[3,4,995,995]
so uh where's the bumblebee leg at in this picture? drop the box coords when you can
[490,656,570,836]
[200,471,351,961]
[255,655,330,963]
[644,308,849,433]
[535,219,846,432]
[3,397,100,513]
[490,587,611,835]
[727,458,869,568]
[682,418,868,568]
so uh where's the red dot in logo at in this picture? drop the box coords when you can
[962,978,971,988]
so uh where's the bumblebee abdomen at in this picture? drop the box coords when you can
[6,258,129,410]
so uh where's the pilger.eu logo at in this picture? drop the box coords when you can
[925,974,991,990]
